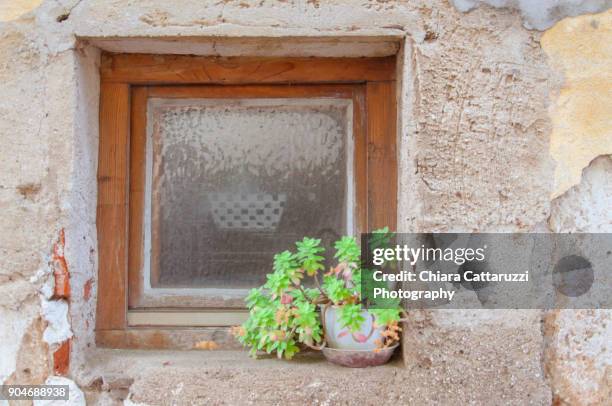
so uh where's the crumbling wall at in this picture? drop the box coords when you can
[549,156,612,232]
[0,0,609,404]
[542,9,612,199]
[542,11,612,404]
[0,10,76,387]
[451,0,611,30]
[0,0,97,395]
[544,156,612,404]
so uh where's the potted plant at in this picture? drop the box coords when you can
[232,228,405,367]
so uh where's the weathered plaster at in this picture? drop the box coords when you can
[34,376,86,406]
[412,4,556,231]
[544,309,612,404]
[0,304,40,384]
[3,316,50,388]
[0,0,87,388]
[0,0,609,404]
[41,299,72,345]
[452,0,612,30]
[544,155,612,404]
[549,155,612,232]
[0,0,43,22]
[542,14,612,402]
[65,42,100,378]
[542,9,612,198]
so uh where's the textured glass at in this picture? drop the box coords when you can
[147,98,352,289]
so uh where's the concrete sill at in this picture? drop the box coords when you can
[82,348,405,404]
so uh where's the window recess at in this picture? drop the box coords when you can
[96,54,397,349]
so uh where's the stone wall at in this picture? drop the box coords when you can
[0,1,609,404]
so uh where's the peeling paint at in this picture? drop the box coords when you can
[53,339,70,376]
[549,155,612,232]
[0,310,41,385]
[51,229,70,299]
[34,376,85,406]
[542,9,612,198]
[451,0,612,30]
[41,299,72,345]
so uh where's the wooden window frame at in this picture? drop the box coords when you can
[96,53,397,349]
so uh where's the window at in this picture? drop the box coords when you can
[97,54,397,348]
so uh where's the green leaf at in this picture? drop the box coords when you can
[292,300,323,346]
[296,237,325,276]
[304,288,321,302]
[245,287,270,309]
[334,236,360,264]
[337,303,366,332]
[264,250,300,296]
[323,275,351,304]
[289,287,321,304]
[284,340,299,359]
[370,308,401,327]
[264,271,290,297]
[273,250,298,273]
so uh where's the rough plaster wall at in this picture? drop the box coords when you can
[412,3,557,232]
[544,155,612,404]
[451,0,612,30]
[542,9,612,199]
[542,12,612,403]
[0,0,94,390]
[0,18,71,386]
[544,309,612,404]
[0,0,609,404]
[401,309,551,404]
[549,155,612,232]
[0,0,43,22]
[66,43,99,378]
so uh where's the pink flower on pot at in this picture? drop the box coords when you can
[337,330,349,339]
[354,333,368,343]
[280,294,293,304]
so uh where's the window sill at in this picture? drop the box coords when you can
[96,327,241,350]
[81,348,404,404]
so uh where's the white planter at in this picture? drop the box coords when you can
[320,305,384,350]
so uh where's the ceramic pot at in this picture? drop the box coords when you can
[320,305,383,350]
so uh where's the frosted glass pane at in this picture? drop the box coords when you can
[146,98,352,289]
